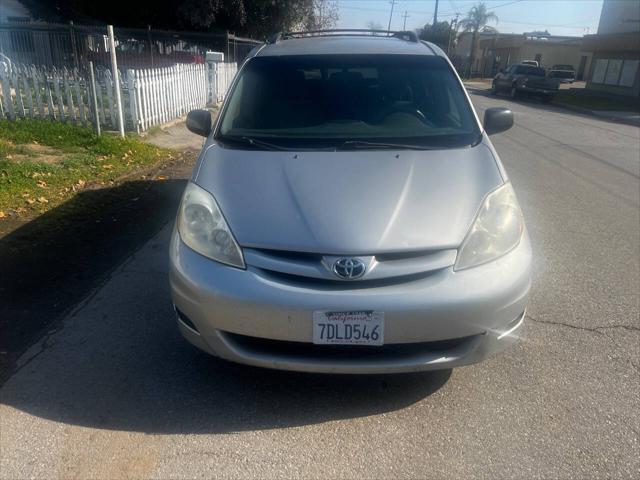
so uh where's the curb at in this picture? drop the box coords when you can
[551,103,640,127]
[463,83,640,128]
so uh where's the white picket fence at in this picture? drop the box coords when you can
[0,61,237,132]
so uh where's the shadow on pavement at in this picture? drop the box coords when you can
[2,338,451,434]
[1,215,451,433]
[0,179,188,383]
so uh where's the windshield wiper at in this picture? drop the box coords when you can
[338,140,438,151]
[222,136,291,151]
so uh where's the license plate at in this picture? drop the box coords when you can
[312,310,384,346]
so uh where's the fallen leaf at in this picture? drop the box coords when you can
[26,198,35,205]
[156,175,166,180]
[36,180,47,188]
[37,196,48,204]
[5,155,12,159]
[102,164,113,169]
[76,179,86,188]
[0,211,5,218]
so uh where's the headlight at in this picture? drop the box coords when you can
[178,182,245,268]
[454,182,524,271]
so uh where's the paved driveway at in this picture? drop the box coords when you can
[1,93,638,479]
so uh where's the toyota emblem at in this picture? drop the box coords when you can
[333,258,366,280]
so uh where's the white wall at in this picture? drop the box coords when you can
[597,0,640,35]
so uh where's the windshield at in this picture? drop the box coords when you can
[515,65,546,76]
[216,54,480,149]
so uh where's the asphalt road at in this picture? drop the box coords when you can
[1,93,639,479]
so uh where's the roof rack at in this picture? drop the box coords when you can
[266,29,419,44]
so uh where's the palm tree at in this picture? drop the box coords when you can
[459,2,498,77]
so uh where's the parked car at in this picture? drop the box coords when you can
[521,60,539,66]
[492,64,560,101]
[548,64,576,83]
[170,30,531,374]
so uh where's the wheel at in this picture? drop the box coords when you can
[510,85,519,99]
[540,94,554,104]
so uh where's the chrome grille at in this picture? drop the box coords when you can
[244,247,457,283]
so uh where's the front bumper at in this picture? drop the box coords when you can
[169,228,532,374]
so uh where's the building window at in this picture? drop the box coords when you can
[619,60,639,88]
[592,59,607,83]
[591,58,638,87]
[604,59,623,85]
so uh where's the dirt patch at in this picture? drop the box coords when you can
[11,143,67,164]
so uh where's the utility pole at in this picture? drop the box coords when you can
[402,10,410,30]
[433,0,439,26]
[387,0,396,31]
[447,13,459,56]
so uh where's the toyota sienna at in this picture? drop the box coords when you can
[169,30,532,374]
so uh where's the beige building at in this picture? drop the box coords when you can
[582,0,640,97]
[453,31,589,79]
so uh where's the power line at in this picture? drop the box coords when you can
[387,0,396,31]
[439,0,525,16]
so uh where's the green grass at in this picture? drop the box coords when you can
[552,91,640,113]
[0,119,173,217]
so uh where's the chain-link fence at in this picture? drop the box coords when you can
[0,22,261,72]
[0,21,260,133]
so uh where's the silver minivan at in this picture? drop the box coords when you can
[169,30,531,374]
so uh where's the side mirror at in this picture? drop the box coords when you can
[484,107,513,135]
[186,109,212,137]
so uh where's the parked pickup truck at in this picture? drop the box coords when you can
[491,64,560,102]
[548,64,576,83]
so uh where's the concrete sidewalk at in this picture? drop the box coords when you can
[144,120,206,151]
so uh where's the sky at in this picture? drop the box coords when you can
[335,0,606,37]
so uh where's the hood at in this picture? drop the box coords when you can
[195,138,503,254]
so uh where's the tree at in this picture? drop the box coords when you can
[418,20,451,50]
[458,2,498,77]
[21,0,338,39]
[304,0,339,30]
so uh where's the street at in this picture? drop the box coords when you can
[1,91,639,479]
